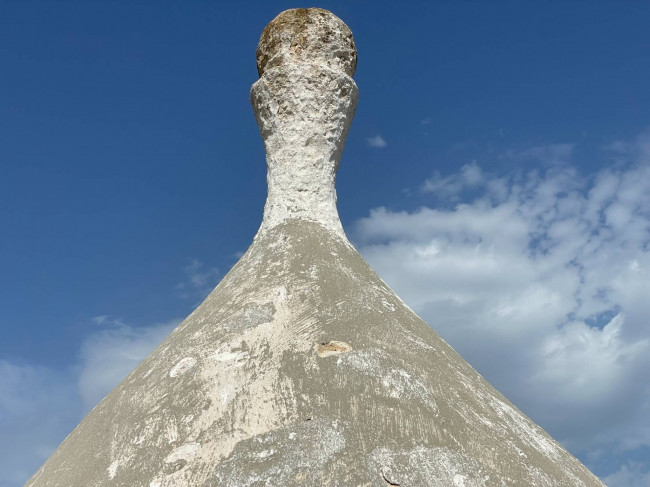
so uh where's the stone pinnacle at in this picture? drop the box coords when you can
[251,8,358,239]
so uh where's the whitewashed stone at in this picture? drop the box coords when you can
[251,8,358,239]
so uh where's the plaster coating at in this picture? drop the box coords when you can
[26,8,604,487]
[251,8,358,239]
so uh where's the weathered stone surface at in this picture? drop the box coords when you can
[26,8,604,487]
[251,8,357,239]
[256,8,357,77]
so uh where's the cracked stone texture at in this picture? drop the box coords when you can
[26,8,604,487]
[256,8,357,77]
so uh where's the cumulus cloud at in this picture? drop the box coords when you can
[354,133,650,475]
[367,134,387,148]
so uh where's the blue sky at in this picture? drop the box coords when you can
[2,1,649,485]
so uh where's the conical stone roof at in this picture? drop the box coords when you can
[27,8,604,487]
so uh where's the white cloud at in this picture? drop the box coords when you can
[367,134,387,148]
[0,318,179,487]
[78,317,179,411]
[1,257,206,486]
[500,142,575,166]
[354,134,650,469]
[422,161,485,198]
[176,259,220,302]
[603,462,650,487]
[0,361,79,487]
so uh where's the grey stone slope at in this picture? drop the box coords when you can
[27,220,604,487]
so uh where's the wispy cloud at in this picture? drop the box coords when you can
[422,161,484,199]
[501,142,575,166]
[0,257,207,487]
[79,317,179,411]
[366,134,387,148]
[1,256,218,485]
[603,461,650,487]
[0,361,79,487]
[0,315,177,486]
[354,132,650,478]
[176,259,220,301]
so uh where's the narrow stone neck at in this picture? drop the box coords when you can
[250,63,358,239]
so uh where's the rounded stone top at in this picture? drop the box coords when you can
[256,8,357,77]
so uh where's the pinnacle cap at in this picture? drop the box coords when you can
[256,8,357,77]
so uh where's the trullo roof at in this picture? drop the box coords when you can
[27,8,604,487]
